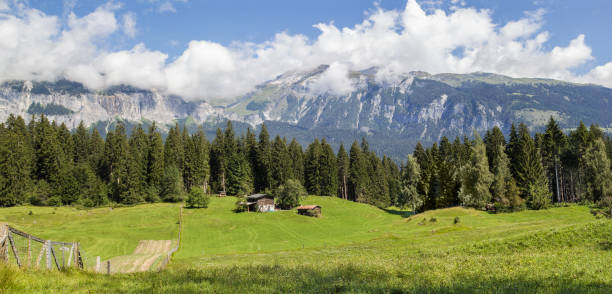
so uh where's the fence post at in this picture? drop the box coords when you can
[96,256,101,272]
[106,260,111,275]
[0,224,7,263]
[27,236,31,267]
[46,240,52,270]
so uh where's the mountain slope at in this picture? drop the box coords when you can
[2,66,612,160]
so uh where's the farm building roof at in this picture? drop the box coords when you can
[247,194,272,200]
[297,205,320,210]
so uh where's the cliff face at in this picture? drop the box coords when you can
[2,67,612,160]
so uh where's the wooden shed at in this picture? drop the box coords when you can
[247,194,275,212]
[297,205,321,217]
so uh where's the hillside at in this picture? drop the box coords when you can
[3,68,612,160]
[1,198,611,293]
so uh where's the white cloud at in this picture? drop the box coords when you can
[0,0,9,11]
[310,63,354,96]
[0,0,611,103]
[158,1,176,13]
[122,12,136,38]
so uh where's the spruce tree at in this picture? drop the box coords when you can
[336,143,350,199]
[0,116,34,206]
[584,138,612,202]
[288,139,305,184]
[270,135,291,189]
[459,131,493,209]
[255,124,272,192]
[542,117,568,202]
[399,155,423,212]
[515,124,551,209]
[147,123,164,193]
[73,121,90,164]
[304,139,322,195]
[319,139,338,196]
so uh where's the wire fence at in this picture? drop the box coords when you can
[0,224,84,270]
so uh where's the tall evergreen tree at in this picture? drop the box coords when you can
[255,124,272,192]
[270,136,291,189]
[336,143,350,199]
[515,124,550,209]
[399,155,423,212]
[288,139,305,184]
[584,138,612,202]
[146,123,164,192]
[304,139,322,195]
[319,139,338,196]
[349,140,368,202]
[459,131,493,208]
[73,121,90,164]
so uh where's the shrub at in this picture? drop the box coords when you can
[234,196,248,213]
[429,217,437,223]
[48,196,62,207]
[453,216,460,224]
[592,196,612,218]
[275,179,307,210]
[186,187,210,208]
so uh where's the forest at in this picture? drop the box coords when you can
[0,114,611,215]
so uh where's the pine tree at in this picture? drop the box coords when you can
[288,139,305,184]
[245,128,258,181]
[459,131,493,209]
[515,124,551,209]
[164,123,184,173]
[0,115,34,206]
[383,156,401,206]
[399,155,423,212]
[89,127,105,177]
[584,138,612,202]
[336,143,350,199]
[542,117,568,203]
[128,125,149,196]
[304,139,322,195]
[270,136,291,189]
[255,124,272,192]
[73,121,90,164]
[191,127,210,193]
[147,123,164,192]
[319,139,338,196]
[210,128,226,193]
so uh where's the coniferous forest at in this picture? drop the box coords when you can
[1,114,611,214]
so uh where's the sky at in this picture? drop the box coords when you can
[1,0,612,102]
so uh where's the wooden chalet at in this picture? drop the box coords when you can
[297,205,321,217]
[246,194,275,212]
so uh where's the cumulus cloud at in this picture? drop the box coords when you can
[310,63,354,96]
[0,0,611,103]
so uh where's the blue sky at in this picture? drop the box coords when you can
[1,0,612,101]
[29,0,610,66]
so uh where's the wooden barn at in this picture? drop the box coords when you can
[297,205,321,217]
[246,194,275,212]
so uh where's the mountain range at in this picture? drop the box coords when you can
[2,65,612,161]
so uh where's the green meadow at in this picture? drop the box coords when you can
[1,197,611,293]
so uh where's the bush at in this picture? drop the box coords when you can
[453,217,460,224]
[592,196,612,218]
[429,217,437,223]
[48,196,62,207]
[186,187,210,208]
[80,198,95,208]
[234,196,248,213]
[275,179,307,210]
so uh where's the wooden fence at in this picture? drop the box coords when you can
[0,224,84,270]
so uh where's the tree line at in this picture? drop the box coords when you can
[1,114,611,212]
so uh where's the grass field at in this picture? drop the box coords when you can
[1,196,611,293]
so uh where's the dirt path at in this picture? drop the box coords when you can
[105,240,173,273]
